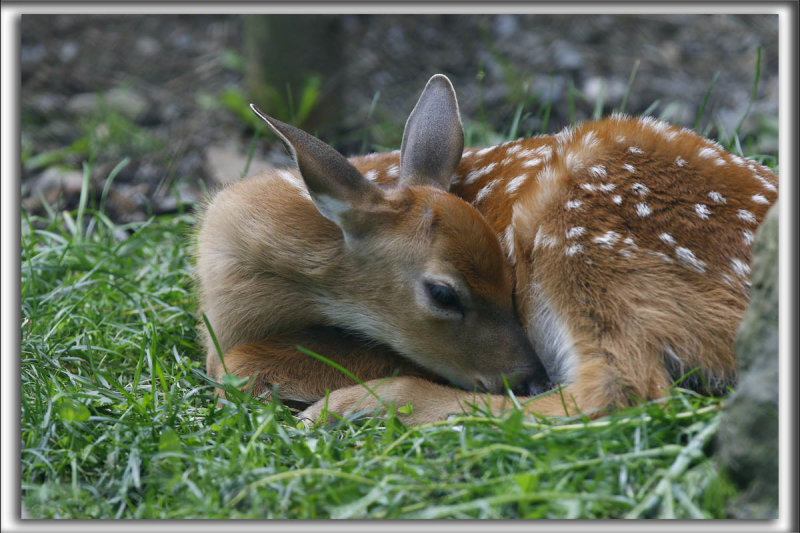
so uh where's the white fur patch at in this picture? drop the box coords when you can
[731,258,751,278]
[526,283,577,384]
[675,246,706,273]
[695,204,712,219]
[505,174,529,194]
[502,224,516,262]
[565,243,584,256]
[534,227,559,250]
[751,193,770,205]
[464,162,497,184]
[565,226,586,239]
[593,231,620,248]
[588,165,607,178]
[631,183,649,196]
[635,202,651,217]
[474,179,500,203]
[697,147,717,159]
[737,209,757,224]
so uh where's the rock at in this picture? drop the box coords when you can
[205,140,271,186]
[135,36,162,57]
[22,166,86,212]
[716,201,779,518]
[59,41,79,62]
[67,87,149,120]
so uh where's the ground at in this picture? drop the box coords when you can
[20,14,778,225]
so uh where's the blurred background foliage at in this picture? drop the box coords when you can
[20,14,778,224]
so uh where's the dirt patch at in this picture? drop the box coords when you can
[20,14,779,224]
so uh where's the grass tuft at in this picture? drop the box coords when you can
[20,191,736,517]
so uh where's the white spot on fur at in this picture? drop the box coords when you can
[707,191,726,204]
[599,183,616,192]
[714,158,727,166]
[588,165,607,178]
[522,157,543,168]
[566,151,583,171]
[566,199,583,210]
[628,146,644,154]
[753,173,778,193]
[555,127,575,146]
[659,233,676,246]
[731,155,747,166]
[675,247,706,273]
[536,145,554,160]
[697,147,717,159]
[742,230,754,246]
[632,183,650,197]
[476,147,493,156]
[364,169,378,181]
[648,250,674,264]
[675,156,688,167]
[695,204,712,219]
[581,130,599,149]
[618,249,635,258]
[616,135,626,144]
[565,243,584,256]
[623,237,637,248]
[594,231,620,248]
[474,179,500,203]
[386,164,400,177]
[580,183,598,192]
[506,144,522,155]
[731,258,750,278]
[622,164,636,173]
[565,226,585,239]
[751,193,770,205]
[612,195,622,205]
[505,174,528,194]
[737,209,757,224]
[464,162,497,184]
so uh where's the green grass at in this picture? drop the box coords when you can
[20,55,776,519]
[21,178,740,519]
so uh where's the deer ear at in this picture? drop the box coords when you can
[398,74,464,190]
[251,104,385,233]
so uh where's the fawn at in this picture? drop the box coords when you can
[196,74,778,424]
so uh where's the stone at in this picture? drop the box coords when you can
[716,201,779,518]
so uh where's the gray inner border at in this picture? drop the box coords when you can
[2,2,797,532]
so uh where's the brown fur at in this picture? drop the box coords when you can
[196,76,778,425]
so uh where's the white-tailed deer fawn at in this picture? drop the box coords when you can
[196,74,778,424]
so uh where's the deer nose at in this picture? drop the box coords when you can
[511,373,552,397]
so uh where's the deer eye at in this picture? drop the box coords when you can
[424,282,463,315]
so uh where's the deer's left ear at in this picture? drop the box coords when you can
[398,74,464,190]
[251,104,387,237]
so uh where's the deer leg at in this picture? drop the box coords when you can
[211,326,437,405]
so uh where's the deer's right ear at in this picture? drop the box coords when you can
[251,104,385,235]
[398,74,464,190]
